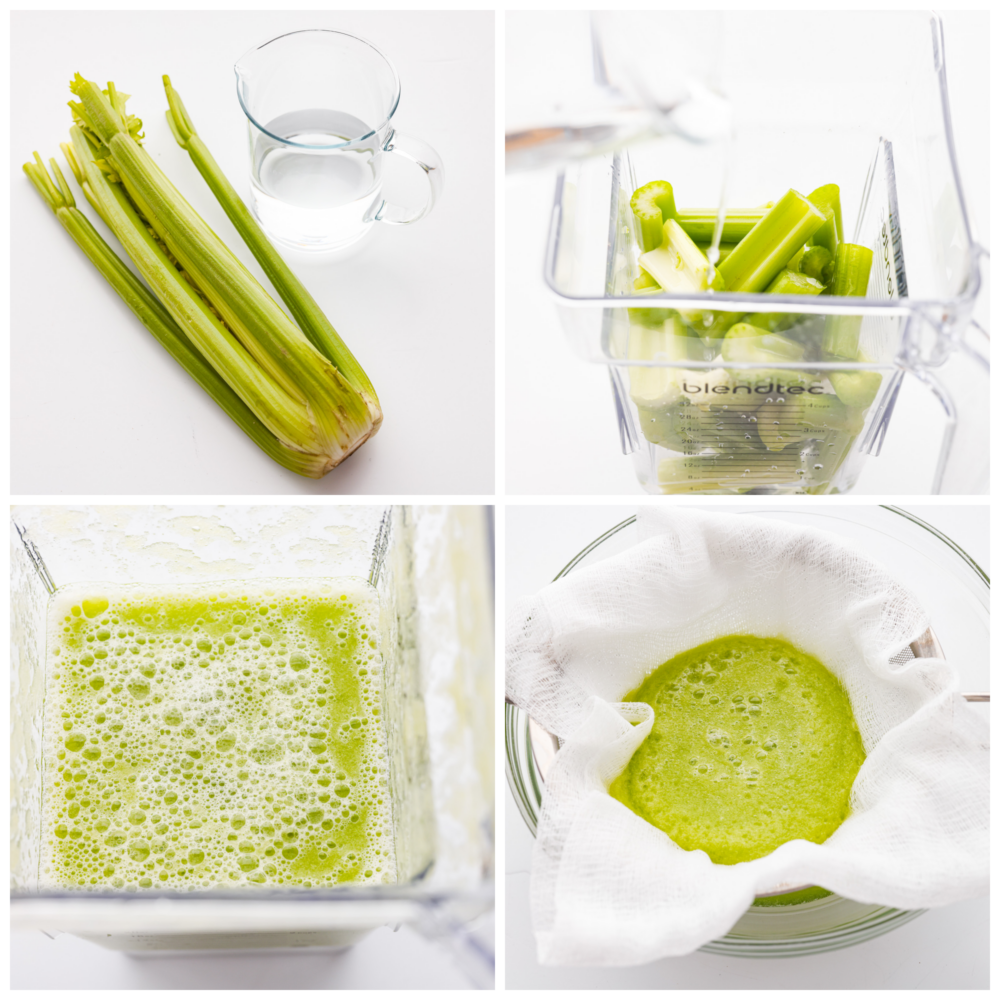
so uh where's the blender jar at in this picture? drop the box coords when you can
[543,12,988,495]
[11,506,494,975]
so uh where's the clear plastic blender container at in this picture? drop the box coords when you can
[11,505,494,981]
[543,12,988,495]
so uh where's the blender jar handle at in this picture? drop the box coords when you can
[374,131,445,225]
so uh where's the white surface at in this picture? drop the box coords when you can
[10,923,474,990]
[12,11,494,495]
[504,504,989,987]
[505,11,989,496]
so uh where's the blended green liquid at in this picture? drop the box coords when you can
[41,580,394,890]
[610,635,865,868]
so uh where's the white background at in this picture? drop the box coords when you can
[504,503,989,989]
[10,923,475,990]
[12,11,494,495]
[505,11,990,496]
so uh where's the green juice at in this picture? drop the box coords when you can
[610,635,865,867]
[41,580,395,890]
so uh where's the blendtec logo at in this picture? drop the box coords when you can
[682,381,826,396]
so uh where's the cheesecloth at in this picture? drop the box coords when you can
[505,508,989,965]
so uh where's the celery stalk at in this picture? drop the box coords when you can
[829,370,882,409]
[66,75,377,470]
[721,322,807,364]
[638,219,725,330]
[638,219,725,296]
[717,190,826,294]
[162,77,379,420]
[827,242,873,298]
[23,152,326,478]
[821,242,874,359]
[634,270,660,291]
[746,269,824,332]
[678,208,769,244]
[630,180,676,251]
[658,453,803,494]
[628,315,691,408]
[64,125,315,452]
[799,245,835,283]
[805,184,843,256]
[694,241,737,261]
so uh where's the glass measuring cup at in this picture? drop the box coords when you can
[236,30,445,253]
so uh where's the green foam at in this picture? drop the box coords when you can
[41,580,394,891]
[610,635,865,865]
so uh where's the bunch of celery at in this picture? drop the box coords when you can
[23,75,380,478]
[625,178,879,495]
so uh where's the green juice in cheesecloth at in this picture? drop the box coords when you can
[611,635,865,903]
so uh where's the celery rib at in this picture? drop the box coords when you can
[822,242,874,360]
[678,208,768,244]
[717,190,826,294]
[23,153,327,478]
[162,76,380,421]
[630,180,676,252]
[62,74,378,471]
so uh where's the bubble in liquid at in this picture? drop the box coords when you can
[128,839,150,862]
[82,598,109,619]
[126,677,150,700]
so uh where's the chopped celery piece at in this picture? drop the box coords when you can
[629,315,710,447]
[746,270,824,332]
[799,245,835,284]
[630,180,677,252]
[695,241,738,261]
[638,219,725,330]
[829,370,882,409]
[627,315,697,410]
[765,270,825,296]
[642,397,766,453]
[696,310,741,345]
[805,184,843,255]
[822,243,874,358]
[639,220,724,294]
[786,246,805,273]
[721,322,807,364]
[677,208,769,244]
[636,407,684,450]
[628,304,673,326]
[754,394,864,451]
[628,274,677,326]
[717,190,826,294]
[828,242,874,297]
[658,452,804,494]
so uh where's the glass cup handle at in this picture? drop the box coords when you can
[373,131,445,225]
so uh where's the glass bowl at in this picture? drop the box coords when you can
[505,505,988,956]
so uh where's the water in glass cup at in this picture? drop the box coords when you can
[250,110,384,251]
